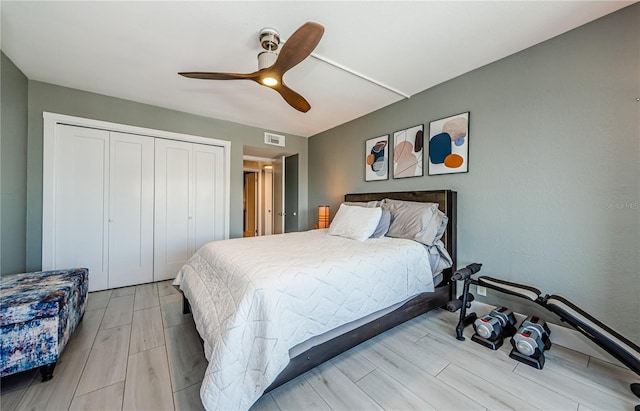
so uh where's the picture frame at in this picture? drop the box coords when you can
[428,112,470,175]
[364,135,389,181]
[393,124,424,178]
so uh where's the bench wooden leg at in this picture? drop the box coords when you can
[39,362,56,382]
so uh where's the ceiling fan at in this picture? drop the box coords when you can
[179,22,324,113]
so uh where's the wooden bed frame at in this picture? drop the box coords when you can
[264,189,457,392]
[182,189,457,394]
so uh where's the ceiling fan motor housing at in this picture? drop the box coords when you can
[258,28,280,70]
[258,51,277,70]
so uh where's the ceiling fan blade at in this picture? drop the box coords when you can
[180,22,323,112]
[178,71,257,81]
[272,82,311,113]
[272,22,324,75]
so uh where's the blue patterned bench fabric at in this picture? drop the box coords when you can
[0,268,88,378]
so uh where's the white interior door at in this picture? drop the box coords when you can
[154,139,192,281]
[49,125,110,291]
[108,132,154,288]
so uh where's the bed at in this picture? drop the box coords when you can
[174,190,457,410]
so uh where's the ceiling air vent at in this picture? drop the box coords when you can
[264,132,285,147]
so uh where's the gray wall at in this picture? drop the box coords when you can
[309,4,640,340]
[23,81,309,272]
[1,52,28,275]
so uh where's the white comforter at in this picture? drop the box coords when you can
[174,229,439,410]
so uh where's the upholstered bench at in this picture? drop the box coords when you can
[0,268,88,381]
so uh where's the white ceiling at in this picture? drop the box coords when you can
[1,1,633,137]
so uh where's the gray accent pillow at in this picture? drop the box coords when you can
[370,210,391,238]
[382,199,448,245]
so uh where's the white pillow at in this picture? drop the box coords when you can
[341,202,390,238]
[342,200,381,208]
[328,204,382,241]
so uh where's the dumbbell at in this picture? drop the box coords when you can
[511,315,552,358]
[471,306,517,349]
[474,306,517,340]
[509,315,552,369]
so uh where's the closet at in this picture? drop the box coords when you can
[42,114,229,292]
[154,139,225,281]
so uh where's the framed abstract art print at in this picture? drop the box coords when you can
[428,112,469,175]
[365,135,389,181]
[393,124,424,179]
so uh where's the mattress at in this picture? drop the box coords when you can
[174,229,449,410]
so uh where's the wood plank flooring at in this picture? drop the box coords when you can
[1,280,637,410]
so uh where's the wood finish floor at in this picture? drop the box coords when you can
[1,280,637,410]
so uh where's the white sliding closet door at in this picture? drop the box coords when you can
[107,132,155,288]
[154,139,225,281]
[154,139,192,281]
[46,125,110,291]
[43,113,230,291]
[193,143,226,250]
[43,126,155,291]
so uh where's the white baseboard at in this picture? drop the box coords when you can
[469,301,624,367]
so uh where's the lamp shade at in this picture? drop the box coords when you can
[318,206,330,229]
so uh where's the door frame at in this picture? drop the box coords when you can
[42,112,231,268]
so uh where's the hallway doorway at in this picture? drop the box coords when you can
[243,145,298,236]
